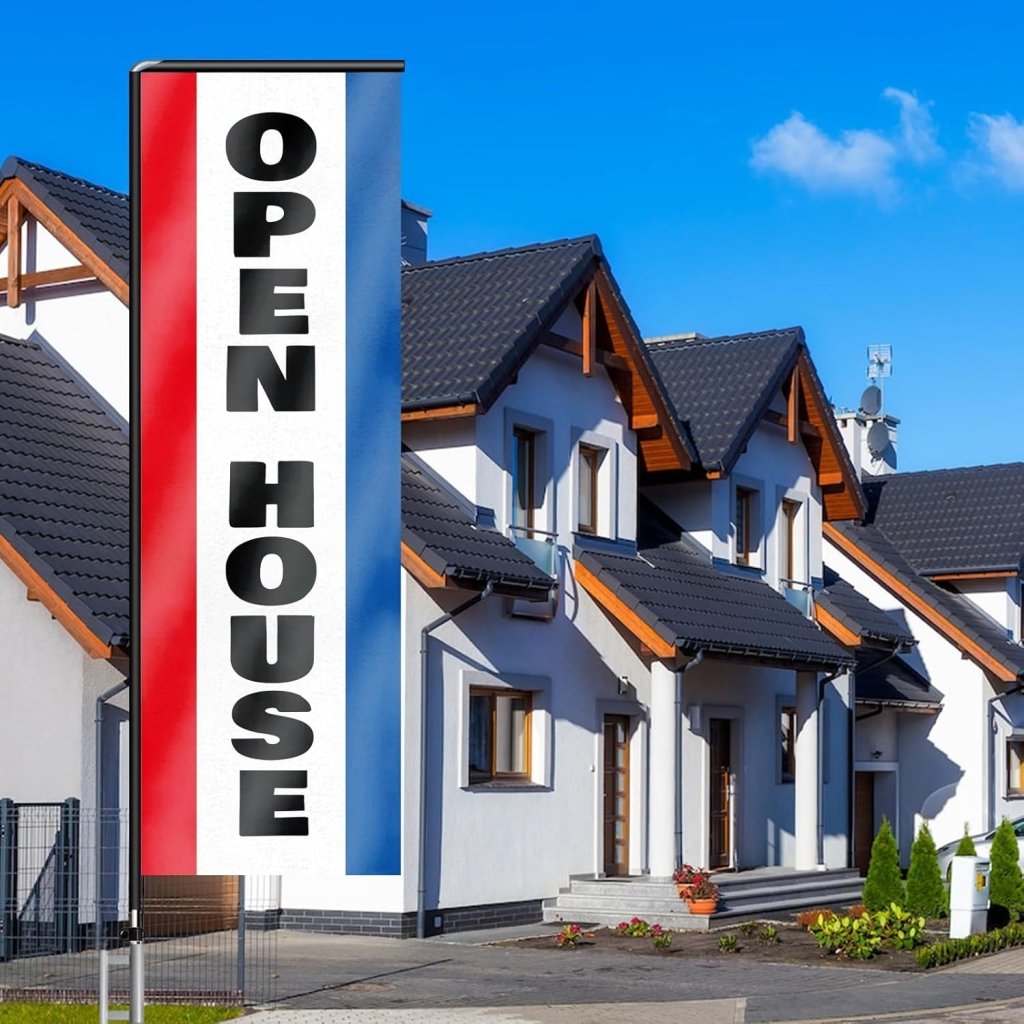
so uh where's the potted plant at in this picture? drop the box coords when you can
[686,877,720,915]
[672,864,709,900]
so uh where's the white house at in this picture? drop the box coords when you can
[822,443,1024,864]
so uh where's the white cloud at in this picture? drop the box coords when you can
[966,112,1024,189]
[750,112,899,198]
[883,87,942,163]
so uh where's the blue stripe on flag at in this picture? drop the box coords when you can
[345,71,402,875]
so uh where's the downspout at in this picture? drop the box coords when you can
[95,678,129,950]
[674,650,704,868]
[417,581,494,940]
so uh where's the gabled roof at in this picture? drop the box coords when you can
[401,236,695,472]
[0,334,127,654]
[826,520,1024,683]
[403,237,598,411]
[646,327,865,519]
[863,464,1024,577]
[816,565,915,648]
[855,649,941,708]
[0,157,129,300]
[576,500,852,670]
[647,328,801,470]
[401,453,552,596]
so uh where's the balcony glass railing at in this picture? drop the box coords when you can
[508,524,557,577]
[781,579,813,617]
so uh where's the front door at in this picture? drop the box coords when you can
[602,715,630,876]
[709,718,732,869]
[854,772,875,874]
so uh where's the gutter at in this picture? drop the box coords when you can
[417,582,494,940]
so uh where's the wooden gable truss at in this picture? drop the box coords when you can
[0,177,128,308]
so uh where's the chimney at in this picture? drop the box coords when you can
[834,403,899,481]
[401,200,432,266]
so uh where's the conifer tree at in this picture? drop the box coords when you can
[988,818,1024,921]
[905,820,945,918]
[954,824,977,858]
[863,816,904,911]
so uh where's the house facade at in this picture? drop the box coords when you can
[2,155,1021,939]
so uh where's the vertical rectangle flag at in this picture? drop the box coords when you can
[132,62,403,876]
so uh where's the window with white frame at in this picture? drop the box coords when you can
[780,704,796,783]
[469,689,532,782]
[1007,736,1024,795]
[577,443,602,535]
[734,485,760,567]
[511,426,538,536]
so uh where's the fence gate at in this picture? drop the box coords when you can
[0,799,278,1005]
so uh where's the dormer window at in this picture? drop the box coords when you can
[735,487,757,566]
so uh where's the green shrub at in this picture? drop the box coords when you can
[738,920,760,936]
[954,824,977,858]
[916,922,1024,968]
[718,933,738,953]
[863,817,905,911]
[905,821,946,918]
[810,911,882,959]
[873,902,926,950]
[989,818,1024,920]
[758,923,779,944]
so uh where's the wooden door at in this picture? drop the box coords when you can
[709,718,732,869]
[603,716,630,876]
[854,772,875,874]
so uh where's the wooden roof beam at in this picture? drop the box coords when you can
[6,196,20,308]
[787,362,800,444]
[582,279,596,377]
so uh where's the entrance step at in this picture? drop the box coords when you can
[542,869,864,932]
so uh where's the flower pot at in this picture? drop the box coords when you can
[675,883,694,901]
[687,898,718,915]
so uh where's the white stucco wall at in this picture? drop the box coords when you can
[0,567,125,804]
[0,216,128,419]
[824,537,1003,857]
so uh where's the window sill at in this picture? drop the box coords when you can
[465,780,550,792]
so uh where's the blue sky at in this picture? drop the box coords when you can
[10,2,1023,470]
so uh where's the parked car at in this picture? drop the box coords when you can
[936,817,1024,879]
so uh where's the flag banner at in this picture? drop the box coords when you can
[132,62,402,876]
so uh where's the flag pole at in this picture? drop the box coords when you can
[128,64,146,1024]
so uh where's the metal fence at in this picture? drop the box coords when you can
[0,800,278,1005]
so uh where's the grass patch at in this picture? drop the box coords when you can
[0,1005,243,1023]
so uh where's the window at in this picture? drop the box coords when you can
[577,444,601,534]
[735,487,756,566]
[780,706,796,783]
[469,689,531,781]
[780,499,800,584]
[1008,738,1024,795]
[511,428,536,534]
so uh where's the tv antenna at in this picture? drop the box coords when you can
[867,344,892,381]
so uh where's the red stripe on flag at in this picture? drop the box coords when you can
[140,71,198,875]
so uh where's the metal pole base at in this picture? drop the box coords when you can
[129,939,145,1023]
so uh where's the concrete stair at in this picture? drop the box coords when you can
[542,868,864,931]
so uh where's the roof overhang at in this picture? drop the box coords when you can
[0,176,127,306]
[401,539,552,601]
[824,521,1021,684]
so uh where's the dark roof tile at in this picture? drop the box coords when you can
[818,565,915,646]
[855,649,941,706]
[401,454,552,593]
[863,465,1024,575]
[402,237,598,410]
[2,157,129,282]
[831,520,1024,681]
[0,335,128,645]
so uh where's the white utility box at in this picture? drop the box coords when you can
[949,855,990,938]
